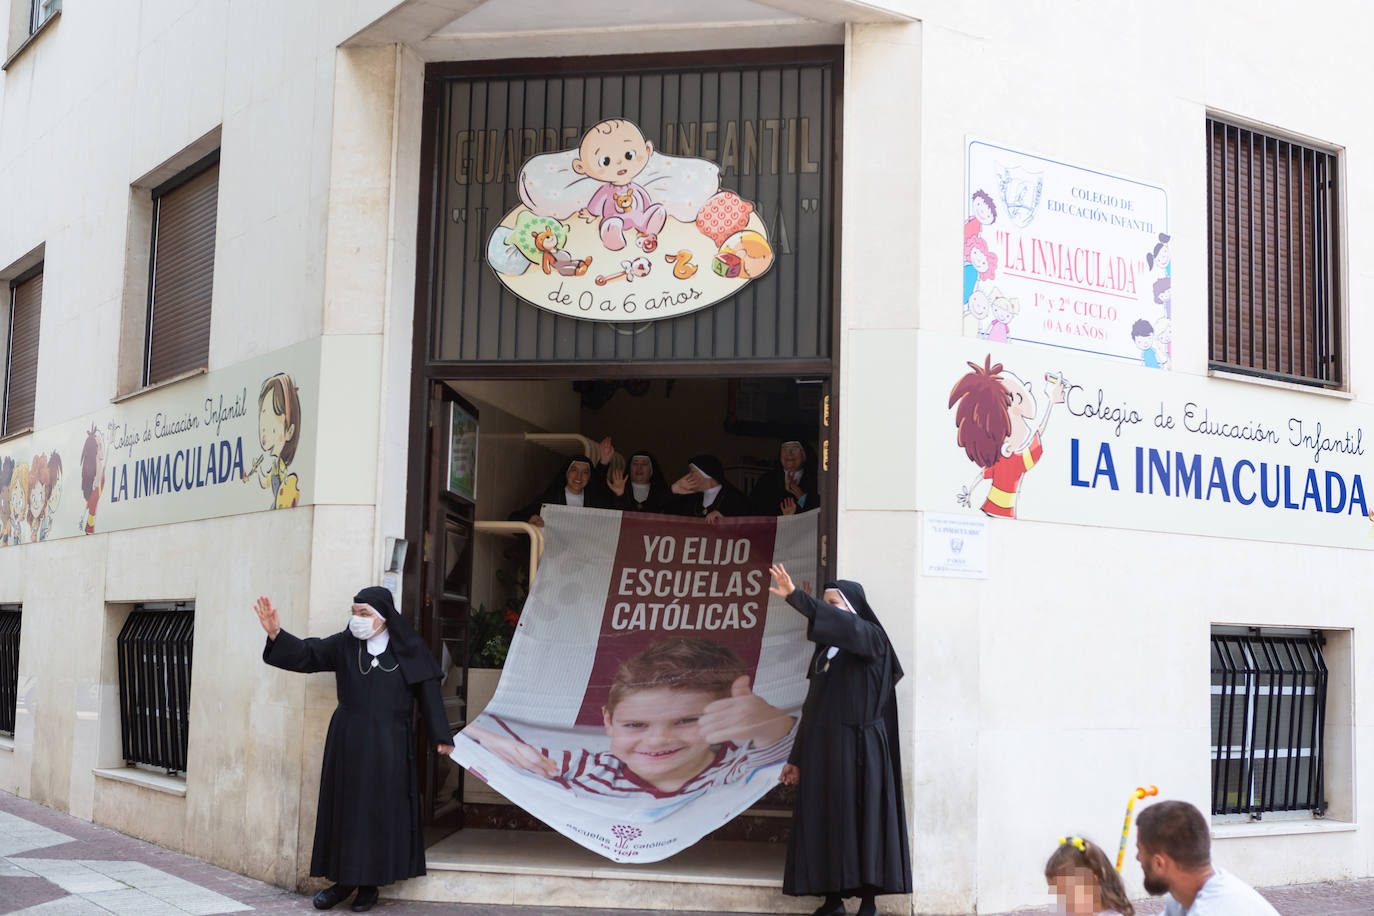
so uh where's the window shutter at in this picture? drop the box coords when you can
[5,270,42,434]
[1207,119,1339,385]
[146,163,218,386]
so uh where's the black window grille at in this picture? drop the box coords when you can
[1211,628,1327,817]
[0,605,20,736]
[117,603,194,774]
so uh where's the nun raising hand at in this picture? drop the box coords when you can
[767,564,911,916]
[255,588,453,912]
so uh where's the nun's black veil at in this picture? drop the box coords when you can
[354,586,443,685]
[825,579,903,682]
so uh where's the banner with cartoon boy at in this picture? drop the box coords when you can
[486,118,775,322]
[963,138,1171,369]
[450,506,817,862]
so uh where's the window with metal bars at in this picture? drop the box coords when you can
[116,603,194,774]
[144,151,219,387]
[1206,117,1342,387]
[1211,627,1326,818]
[0,605,19,736]
[4,264,42,436]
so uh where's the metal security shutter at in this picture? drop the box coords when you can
[428,53,838,366]
[146,160,219,386]
[1207,118,1340,386]
[5,268,42,434]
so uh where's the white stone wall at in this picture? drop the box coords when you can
[835,4,1374,913]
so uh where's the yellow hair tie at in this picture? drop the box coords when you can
[1057,836,1086,852]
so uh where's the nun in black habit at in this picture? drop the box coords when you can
[602,448,673,513]
[509,455,615,527]
[666,454,752,519]
[768,563,911,916]
[254,587,453,912]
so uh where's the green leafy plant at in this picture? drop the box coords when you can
[468,564,527,668]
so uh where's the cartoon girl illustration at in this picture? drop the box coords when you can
[986,288,1019,343]
[965,189,998,241]
[572,119,669,252]
[963,235,998,305]
[948,356,1065,519]
[80,425,106,535]
[243,373,302,509]
[26,453,46,544]
[37,451,61,542]
[1146,232,1171,277]
[10,461,30,543]
[963,289,992,339]
[0,457,13,546]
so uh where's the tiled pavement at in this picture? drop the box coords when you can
[2,791,1372,915]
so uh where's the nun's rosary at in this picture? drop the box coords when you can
[357,644,399,675]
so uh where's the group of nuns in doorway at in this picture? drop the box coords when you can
[252,441,908,916]
[510,437,822,526]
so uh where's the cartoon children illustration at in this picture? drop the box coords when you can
[1132,318,1161,369]
[965,189,998,241]
[1146,232,1171,277]
[573,119,669,252]
[9,461,30,543]
[949,356,1066,519]
[987,288,1019,343]
[463,637,795,801]
[963,235,998,305]
[1151,317,1172,370]
[80,426,106,534]
[37,452,61,542]
[1153,275,1172,317]
[243,373,302,510]
[25,453,46,544]
[0,457,12,546]
[963,288,992,339]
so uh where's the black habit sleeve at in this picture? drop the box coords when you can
[787,671,823,767]
[262,629,343,672]
[414,677,452,746]
[785,590,884,659]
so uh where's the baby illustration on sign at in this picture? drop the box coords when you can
[949,356,1066,519]
[488,117,772,322]
[572,120,669,253]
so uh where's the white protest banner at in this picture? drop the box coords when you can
[451,506,817,862]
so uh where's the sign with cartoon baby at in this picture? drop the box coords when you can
[963,138,1171,369]
[451,506,816,862]
[486,118,774,322]
[0,338,321,549]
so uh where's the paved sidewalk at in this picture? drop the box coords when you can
[3,791,1373,915]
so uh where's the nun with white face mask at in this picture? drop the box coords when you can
[767,565,911,916]
[254,587,453,912]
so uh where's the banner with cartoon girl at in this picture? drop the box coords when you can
[486,118,774,322]
[451,506,817,862]
[0,338,323,548]
[920,330,1374,551]
[963,139,1171,369]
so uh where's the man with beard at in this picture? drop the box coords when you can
[1136,801,1278,915]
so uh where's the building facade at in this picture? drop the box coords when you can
[0,1,1370,913]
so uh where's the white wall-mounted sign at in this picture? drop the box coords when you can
[923,332,1372,551]
[963,139,1171,369]
[922,513,989,579]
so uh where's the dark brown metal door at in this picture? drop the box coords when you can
[419,383,479,828]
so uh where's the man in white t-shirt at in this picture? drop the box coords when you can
[1136,800,1280,915]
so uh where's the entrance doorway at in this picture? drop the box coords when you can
[410,373,832,838]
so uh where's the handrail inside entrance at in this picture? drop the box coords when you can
[522,432,598,460]
[473,520,545,584]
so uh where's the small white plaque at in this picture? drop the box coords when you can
[922,513,989,579]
